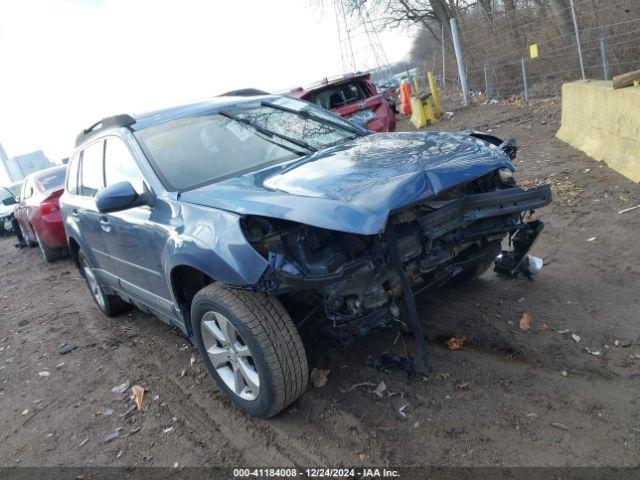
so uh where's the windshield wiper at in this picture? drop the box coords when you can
[219,110,317,154]
[260,101,365,136]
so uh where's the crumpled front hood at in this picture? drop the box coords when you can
[180,131,513,235]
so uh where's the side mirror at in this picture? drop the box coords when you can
[96,181,146,213]
[2,196,17,206]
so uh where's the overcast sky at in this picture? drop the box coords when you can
[0,0,412,182]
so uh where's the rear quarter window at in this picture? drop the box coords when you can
[36,169,66,192]
[66,153,80,195]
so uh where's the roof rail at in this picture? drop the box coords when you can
[75,114,136,147]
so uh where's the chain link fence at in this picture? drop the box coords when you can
[416,0,640,101]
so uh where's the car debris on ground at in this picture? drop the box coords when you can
[58,343,77,355]
[370,353,416,378]
[111,382,130,396]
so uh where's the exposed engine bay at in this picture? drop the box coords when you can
[237,166,552,351]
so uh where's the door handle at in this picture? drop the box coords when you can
[70,209,80,220]
[99,216,111,232]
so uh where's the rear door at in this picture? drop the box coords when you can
[74,140,116,280]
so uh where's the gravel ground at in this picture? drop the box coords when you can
[1,97,639,468]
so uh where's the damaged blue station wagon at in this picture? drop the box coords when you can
[60,94,551,417]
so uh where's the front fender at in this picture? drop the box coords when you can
[162,203,268,286]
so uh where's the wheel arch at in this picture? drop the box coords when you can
[67,236,81,267]
[169,264,215,337]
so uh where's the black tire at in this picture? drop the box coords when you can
[35,230,62,263]
[449,240,502,285]
[192,284,308,418]
[19,222,37,247]
[78,251,130,317]
[450,258,495,284]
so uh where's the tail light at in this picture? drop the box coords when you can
[40,190,62,216]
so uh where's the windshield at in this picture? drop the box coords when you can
[9,184,21,197]
[1,183,21,203]
[135,97,362,191]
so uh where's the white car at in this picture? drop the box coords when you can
[0,181,22,235]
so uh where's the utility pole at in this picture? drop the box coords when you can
[450,18,468,106]
[441,23,446,91]
[569,0,586,80]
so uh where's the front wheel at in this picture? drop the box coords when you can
[192,284,308,418]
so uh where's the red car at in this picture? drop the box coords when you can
[289,72,396,132]
[15,165,68,262]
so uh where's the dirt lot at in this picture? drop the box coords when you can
[1,98,640,468]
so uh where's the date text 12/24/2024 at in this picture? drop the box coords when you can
[233,468,401,478]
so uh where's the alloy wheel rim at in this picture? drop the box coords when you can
[200,311,260,401]
[82,259,105,309]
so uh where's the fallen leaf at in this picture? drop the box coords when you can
[537,322,549,332]
[444,337,467,350]
[519,313,533,331]
[310,368,330,388]
[131,385,145,410]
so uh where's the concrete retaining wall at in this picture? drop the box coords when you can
[556,80,640,183]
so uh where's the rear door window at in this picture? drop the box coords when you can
[79,140,105,198]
